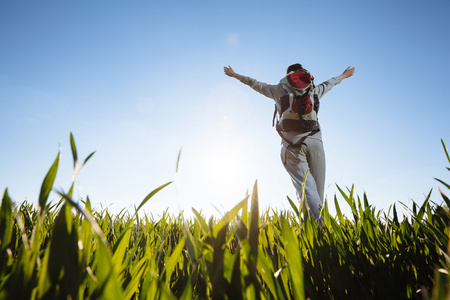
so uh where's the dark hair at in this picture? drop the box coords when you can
[286,63,303,74]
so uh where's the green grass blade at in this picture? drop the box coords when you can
[38,152,60,216]
[183,224,198,262]
[93,240,124,299]
[47,203,72,284]
[287,196,299,217]
[70,132,78,169]
[257,246,284,299]
[136,181,173,213]
[392,203,399,225]
[438,188,450,208]
[37,241,52,297]
[435,178,450,191]
[82,151,96,167]
[334,195,345,225]
[56,190,107,244]
[70,133,96,181]
[0,189,13,252]
[241,190,249,227]
[163,237,185,283]
[179,282,193,300]
[213,196,248,237]
[441,139,449,164]
[192,208,210,235]
[112,224,132,276]
[249,180,259,251]
[122,259,147,300]
[280,216,304,300]
[228,246,244,300]
[363,192,369,209]
[176,148,182,174]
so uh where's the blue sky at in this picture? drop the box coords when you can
[1,0,449,218]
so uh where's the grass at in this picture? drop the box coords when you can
[0,133,449,299]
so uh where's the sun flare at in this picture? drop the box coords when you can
[199,142,249,191]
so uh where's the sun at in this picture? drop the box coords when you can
[187,136,253,214]
[201,138,249,187]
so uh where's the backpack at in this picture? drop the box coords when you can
[273,69,320,133]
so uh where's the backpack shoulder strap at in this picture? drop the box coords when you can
[313,93,319,112]
[272,104,278,127]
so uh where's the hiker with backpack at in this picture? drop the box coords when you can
[223,64,355,220]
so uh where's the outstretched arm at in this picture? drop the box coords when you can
[315,66,356,99]
[223,65,284,100]
[339,66,355,80]
[223,65,242,80]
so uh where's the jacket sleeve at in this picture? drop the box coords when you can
[239,76,284,100]
[315,77,342,100]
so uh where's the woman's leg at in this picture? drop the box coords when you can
[281,141,323,220]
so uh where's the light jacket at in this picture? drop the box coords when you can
[239,75,342,144]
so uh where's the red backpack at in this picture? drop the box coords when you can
[273,69,320,133]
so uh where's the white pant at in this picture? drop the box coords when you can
[281,137,325,220]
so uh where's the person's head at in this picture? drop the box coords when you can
[286,63,303,74]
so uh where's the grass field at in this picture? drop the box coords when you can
[0,134,449,299]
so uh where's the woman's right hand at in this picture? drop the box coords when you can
[339,66,355,79]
